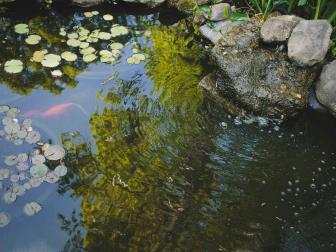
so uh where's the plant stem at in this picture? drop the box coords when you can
[262,0,272,21]
[314,0,322,20]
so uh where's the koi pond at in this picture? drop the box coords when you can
[0,1,336,251]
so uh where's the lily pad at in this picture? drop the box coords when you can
[98,32,112,40]
[67,32,78,39]
[32,154,46,165]
[54,165,67,177]
[31,50,48,63]
[14,23,29,34]
[0,105,9,113]
[45,171,59,183]
[59,28,66,37]
[83,53,97,63]
[26,130,41,144]
[103,14,113,21]
[51,70,63,77]
[44,145,65,160]
[80,47,95,55]
[4,155,18,166]
[18,153,28,162]
[4,59,23,74]
[67,38,80,47]
[80,42,90,49]
[24,202,42,216]
[0,168,11,180]
[41,54,61,68]
[61,51,77,62]
[25,35,41,45]
[0,212,10,227]
[110,42,123,50]
[3,192,16,204]
[79,28,90,37]
[92,11,99,15]
[30,164,48,178]
[110,25,128,37]
[84,12,93,18]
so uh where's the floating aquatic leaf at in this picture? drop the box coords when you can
[4,59,23,74]
[103,14,113,21]
[44,145,65,160]
[24,202,42,216]
[17,153,28,162]
[10,174,19,183]
[30,164,48,178]
[110,25,128,37]
[79,42,89,49]
[0,130,5,137]
[26,130,41,144]
[7,107,20,117]
[41,54,61,68]
[79,28,90,37]
[84,12,93,18]
[127,53,146,64]
[31,50,48,63]
[66,38,80,47]
[17,129,28,139]
[83,53,97,63]
[3,192,16,204]
[17,162,29,171]
[4,155,18,166]
[61,51,77,62]
[29,177,43,187]
[4,122,20,134]
[51,70,63,77]
[45,171,59,183]
[23,182,31,190]
[133,53,146,61]
[14,23,29,34]
[0,105,9,113]
[54,165,67,177]
[59,27,66,36]
[67,32,78,39]
[99,50,114,63]
[98,32,112,40]
[80,46,95,55]
[0,212,10,227]
[25,34,41,45]
[110,42,123,50]
[0,168,11,180]
[12,184,25,196]
[92,11,99,15]
[32,154,46,165]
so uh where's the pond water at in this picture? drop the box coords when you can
[1,1,336,252]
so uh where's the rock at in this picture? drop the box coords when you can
[316,60,336,116]
[71,0,105,7]
[260,15,302,43]
[308,88,328,113]
[210,19,319,119]
[199,20,242,44]
[204,3,231,21]
[288,20,332,66]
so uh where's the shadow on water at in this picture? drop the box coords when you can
[0,1,336,252]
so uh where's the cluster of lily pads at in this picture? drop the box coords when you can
[3,10,147,76]
[0,105,67,228]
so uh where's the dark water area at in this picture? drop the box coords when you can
[0,1,336,252]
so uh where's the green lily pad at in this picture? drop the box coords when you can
[80,46,95,55]
[0,105,9,113]
[80,42,90,48]
[51,69,63,77]
[44,145,65,160]
[110,42,123,50]
[103,14,113,21]
[54,165,67,177]
[24,202,42,216]
[18,153,28,162]
[25,130,41,144]
[3,192,16,204]
[45,171,59,183]
[84,12,93,18]
[59,27,66,36]
[110,25,128,37]
[32,154,46,165]
[14,23,29,34]
[4,59,23,74]
[25,34,41,45]
[98,32,112,40]
[41,54,61,68]
[0,212,10,227]
[0,168,11,180]
[67,32,78,39]
[67,38,80,47]
[30,164,48,178]
[61,51,77,62]
[92,11,99,15]
[79,28,90,37]
[4,155,18,166]
[31,50,48,63]
[83,53,97,63]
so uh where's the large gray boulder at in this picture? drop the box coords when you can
[288,20,332,66]
[210,19,319,119]
[260,15,302,43]
[315,60,336,116]
[199,20,242,44]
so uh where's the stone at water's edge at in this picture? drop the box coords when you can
[316,61,336,117]
[288,20,332,66]
[210,19,319,119]
[260,15,302,43]
[204,3,231,21]
[199,21,242,44]
[72,0,105,7]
